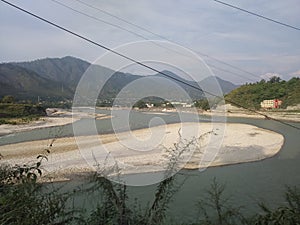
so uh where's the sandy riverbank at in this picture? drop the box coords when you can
[0,117,76,136]
[134,107,300,122]
[115,102,299,122]
[0,108,111,136]
[202,110,300,122]
[205,103,300,122]
[1,106,298,137]
[0,122,284,181]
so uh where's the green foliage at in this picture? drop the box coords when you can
[0,103,45,124]
[1,156,300,225]
[0,142,80,225]
[133,100,148,109]
[40,100,72,109]
[1,169,50,225]
[1,95,15,103]
[269,76,281,84]
[87,134,171,224]
[194,178,245,225]
[87,162,175,225]
[194,99,210,110]
[225,77,300,109]
[0,103,45,118]
[0,182,76,225]
[1,132,300,224]
[254,186,300,225]
[0,63,74,101]
[87,177,134,225]
[87,131,205,225]
[87,171,180,225]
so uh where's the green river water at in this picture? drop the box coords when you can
[0,109,299,222]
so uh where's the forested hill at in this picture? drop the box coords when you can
[225,77,300,109]
[0,56,238,101]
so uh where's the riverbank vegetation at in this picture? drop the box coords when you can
[225,77,300,109]
[0,95,46,125]
[0,142,299,225]
[0,162,299,225]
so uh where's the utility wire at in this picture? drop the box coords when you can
[50,0,147,40]
[49,0,207,64]
[213,0,300,32]
[50,0,258,83]
[1,0,299,130]
[74,0,298,80]
[197,51,259,80]
[73,0,167,41]
[70,0,262,82]
[207,63,257,83]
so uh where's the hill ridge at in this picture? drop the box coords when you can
[1,56,238,101]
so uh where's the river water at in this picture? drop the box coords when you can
[0,109,299,221]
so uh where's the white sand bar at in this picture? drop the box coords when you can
[0,112,111,136]
[0,123,284,179]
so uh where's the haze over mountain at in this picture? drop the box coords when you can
[0,56,239,101]
[199,76,239,95]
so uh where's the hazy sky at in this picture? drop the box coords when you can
[0,0,299,84]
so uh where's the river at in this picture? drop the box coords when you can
[0,109,299,221]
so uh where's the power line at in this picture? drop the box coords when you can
[1,0,299,130]
[69,0,262,82]
[49,0,148,41]
[213,0,300,32]
[49,0,204,67]
[73,0,295,80]
[50,0,258,83]
[73,0,167,41]
[197,51,260,80]
[72,0,293,80]
[207,63,257,83]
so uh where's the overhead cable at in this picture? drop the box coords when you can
[213,0,300,32]
[1,0,299,130]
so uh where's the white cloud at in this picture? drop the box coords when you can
[290,70,300,77]
[260,73,282,80]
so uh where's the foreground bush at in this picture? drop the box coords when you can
[0,162,78,225]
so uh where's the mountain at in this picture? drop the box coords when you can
[199,76,239,94]
[152,70,204,100]
[1,56,239,102]
[152,71,238,99]
[0,63,73,100]
[14,56,90,90]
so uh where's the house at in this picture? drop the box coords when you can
[260,99,282,109]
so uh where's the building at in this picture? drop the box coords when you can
[145,103,154,108]
[260,99,282,109]
[170,101,193,108]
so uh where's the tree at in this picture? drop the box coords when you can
[259,79,266,84]
[225,77,300,109]
[254,186,300,225]
[0,141,80,225]
[194,99,210,110]
[269,76,281,83]
[195,178,245,225]
[1,95,15,104]
[134,100,148,109]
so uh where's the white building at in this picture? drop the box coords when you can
[260,99,282,109]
